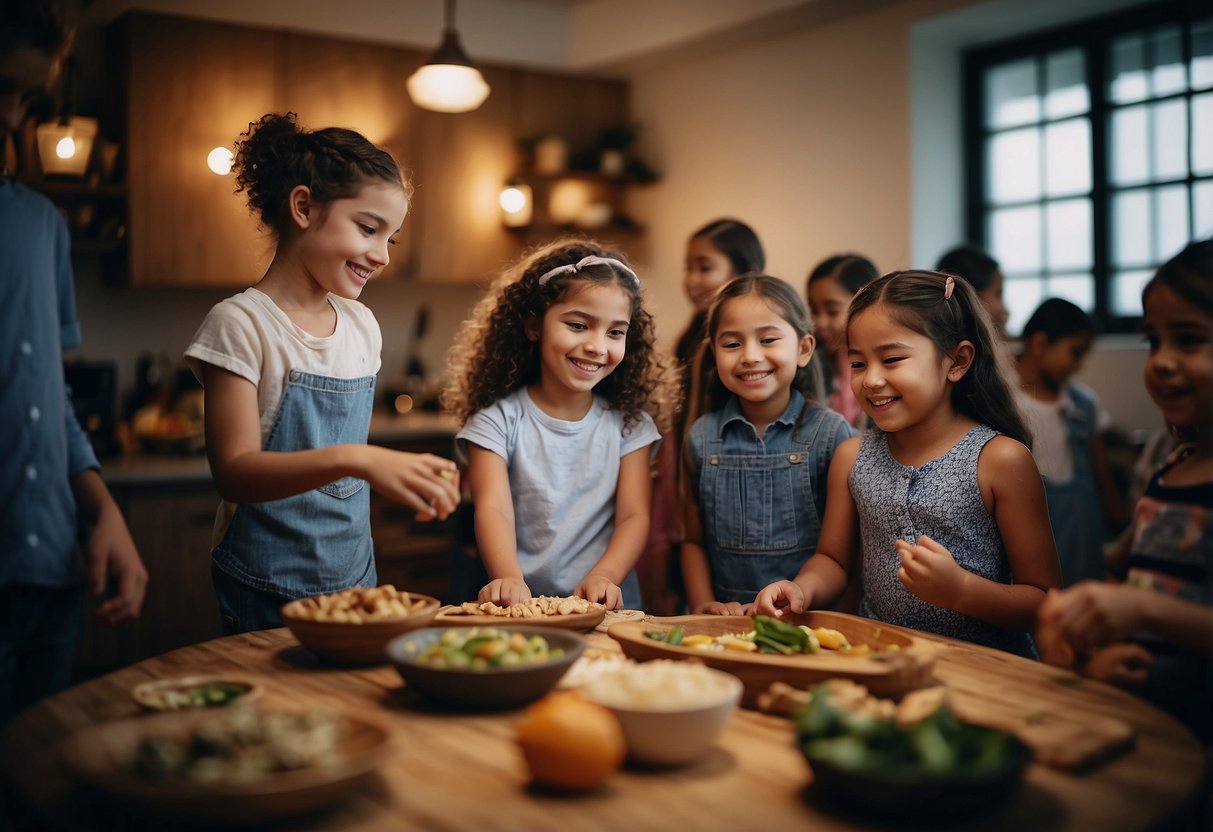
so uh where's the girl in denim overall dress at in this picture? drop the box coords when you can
[757,271,1062,656]
[682,275,855,614]
[185,113,460,634]
[443,239,668,611]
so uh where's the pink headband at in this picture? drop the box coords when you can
[943,275,955,301]
[537,255,639,287]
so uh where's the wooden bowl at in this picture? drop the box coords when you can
[608,611,940,707]
[432,603,606,632]
[281,592,441,665]
[61,707,394,826]
[131,675,262,711]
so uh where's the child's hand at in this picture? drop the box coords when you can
[693,601,749,616]
[753,580,808,619]
[479,577,531,606]
[576,574,623,610]
[1081,642,1152,689]
[895,535,968,609]
[1037,583,1145,652]
[366,450,460,520]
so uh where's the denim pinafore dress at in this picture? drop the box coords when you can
[1044,385,1105,586]
[211,369,377,633]
[690,393,855,604]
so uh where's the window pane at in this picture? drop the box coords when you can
[1045,199,1092,270]
[1196,180,1213,238]
[987,129,1041,203]
[1045,274,1095,312]
[1150,27,1186,97]
[1045,49,1088,118]
[1111,106,1149,185]
[1194,93,1213,175]
[1194,19,1213,90]
[1111,270,1151,317]
[1156,185,1190,260]
[989,206,1042,273]
[1109,33,1148,104]
[1152,99,1188,180]
[1112,190,1152,268]
[1005,276,1045,337]
[1044,119,1091,195]
[986,59,1039,128]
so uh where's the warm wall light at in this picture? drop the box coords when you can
[499,182,532,227]
[207,146,234,175]
[35,116,97,176]
[407,0,490,113]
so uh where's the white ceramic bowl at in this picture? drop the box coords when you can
[580,660,743,767]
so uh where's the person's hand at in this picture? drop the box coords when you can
[896,535,968,609]
[1036,612,1077,669]
[753,580,808,619]
[1037,582,1146,652]
[365,450,460,521]
[479,577,530,606]
[693,600,748,616]
[85,502,148,625]
[576,574,622,610]
[1081,642,1152,688]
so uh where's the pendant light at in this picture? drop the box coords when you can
[407,0,490,114]
[35,57,97,177]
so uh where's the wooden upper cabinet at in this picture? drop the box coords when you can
[123,14,280,287]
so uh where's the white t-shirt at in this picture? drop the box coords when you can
[184,287,382,446]
[455,388,660,605]
[1015,383,1110,483]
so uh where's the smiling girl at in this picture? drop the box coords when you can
[756,270,1061,656]
[682,276,853,614]
[442,239,667,610]
[184,113,459,634]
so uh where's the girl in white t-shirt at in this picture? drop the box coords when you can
[1014,298,1128,586]
[442,239,669,610]
[184,113,459,634]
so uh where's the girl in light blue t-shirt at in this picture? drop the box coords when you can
[443,239,668,610]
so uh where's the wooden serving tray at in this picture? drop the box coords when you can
[432,604,606,632]
[608,611,939,706]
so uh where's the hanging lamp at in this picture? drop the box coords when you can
[407,0,490,113]
[35,57,97,177]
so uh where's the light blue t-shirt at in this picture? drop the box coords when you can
[456,388,660,608]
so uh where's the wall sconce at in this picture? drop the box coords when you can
[35,116,97,177]
[207,146,234,175]
[407,0,490,113]
[499,181,532,227]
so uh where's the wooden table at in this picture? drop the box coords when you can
[1,624,1204,831]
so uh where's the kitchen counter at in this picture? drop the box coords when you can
[99,410,459,486]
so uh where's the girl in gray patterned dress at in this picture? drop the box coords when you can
[756,271,1061,656]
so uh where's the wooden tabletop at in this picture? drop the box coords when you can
[2,623,1204,831]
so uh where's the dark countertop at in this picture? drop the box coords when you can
[101,411,458,487]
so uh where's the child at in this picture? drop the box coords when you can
[1,0,146,733]
[442,239,666,610]
[1015,298,1127,585]
[755,270,1061,656]
[184,113,460,635]
[1037,238,1213,745]
[936,244,1009,338]
[806,253,879,429]
[682,276,853,614]
[676,219,766,368]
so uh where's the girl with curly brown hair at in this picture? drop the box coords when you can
[443,238,668,610]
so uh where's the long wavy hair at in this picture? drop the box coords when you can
[684,274,824,430]
[846,269,1031,447]
[442,237,671,432]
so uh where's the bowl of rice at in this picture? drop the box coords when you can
[580,660,742,767]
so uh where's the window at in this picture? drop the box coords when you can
[964,2,1212,334]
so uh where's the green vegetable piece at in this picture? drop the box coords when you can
[665,626,685,645]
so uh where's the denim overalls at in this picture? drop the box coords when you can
[211,369,377,634]
[1046,385,1105,586]
[690,393,855,604]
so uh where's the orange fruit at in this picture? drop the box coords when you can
[515,691,625,791]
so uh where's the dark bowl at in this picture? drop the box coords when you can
[801,728,1031,820]
[386,626,585,711]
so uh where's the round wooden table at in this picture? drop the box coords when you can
[1,623,1204,831]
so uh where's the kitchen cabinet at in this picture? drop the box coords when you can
[110,12,634,287]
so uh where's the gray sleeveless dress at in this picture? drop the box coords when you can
[851,425,1036,658]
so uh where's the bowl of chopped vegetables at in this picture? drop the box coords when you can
[386,626,586,710]
[132,675,262,712]
[796,680,1030,819]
